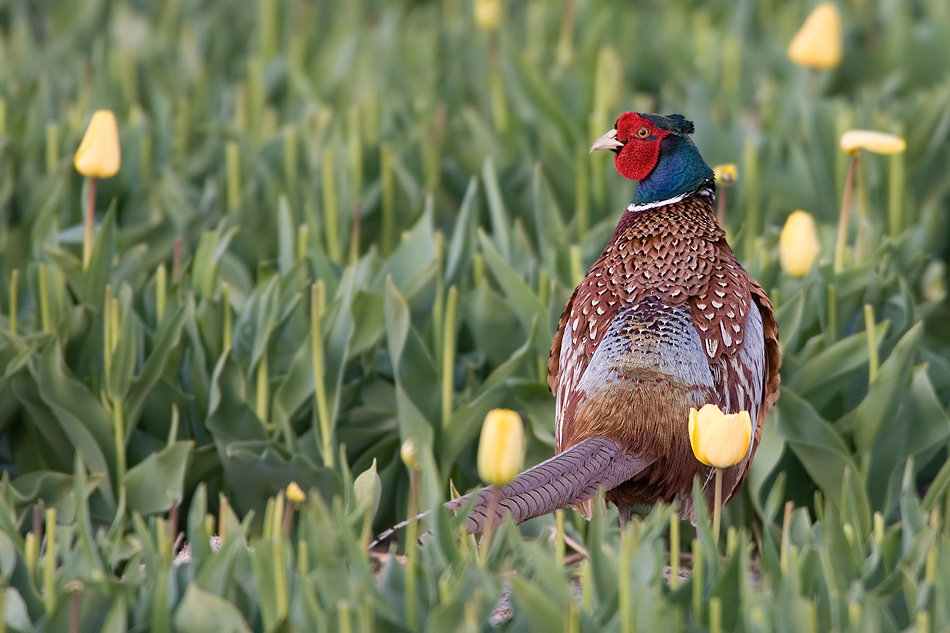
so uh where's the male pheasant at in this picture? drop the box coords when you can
[375,112,780,542]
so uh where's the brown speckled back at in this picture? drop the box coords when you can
[548,187,780,516]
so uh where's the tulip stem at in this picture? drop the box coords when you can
[537,270,551,380]
[556,0,576,65]
[172,237,183,284]
[311,282,333,468]
[46,122,59,174]
[826,284,837,344]
[350,202,361,265]
[225,142,240,212]
[360,599,373,633]
[273,520,288,620]
[83,177,97,270]
[9,269,18,336]
[442,286,458,429]
[405,470,420,629]
[256,351,268,423]
[441,285,458,429]
[432,232,445,361]
[296,225,308,263]
[38,264,50,333]
[742,138,759,262]
[888,149,904,238]
[338,601,353,633]
[619,524,631,633]
[156,264,167,324]
[114,397,126,494]
[283,128,299,191]
[716,188,727,226]
[781,501,794,573]
[579,560,593,613]
[479,487,500,565]
[670,511,680,589]
[835,153,858,273]
[297,539,309,576]
[710,597,722,633]
[692,539,703,619]
[322,148,342,262]
[104,286,113,380]
[222,283,232,351]
[488,34,508,133]
[566,600,579,633]
[569,245,583,287]
[43,508,56,615]
[380,143,395,256]
[575,148,589,240]
[864,304,878,384]
[347,109,362,207]
[713,467,723,543]
[473,252,485,287]
[554,509,565,568]
[219,495,229,542]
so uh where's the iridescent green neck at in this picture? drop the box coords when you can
[632,135,715,206]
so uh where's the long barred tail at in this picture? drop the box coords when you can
[370,437,653,548]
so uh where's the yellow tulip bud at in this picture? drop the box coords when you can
[787,3,843,70]
[74,110,121,178]
[477,409,524,486]
[779,211,821,278]
[688,404,752,468]
[713,164,738,186]
[286,482,306,504]
[474,0,501,31]
[400,439,423,471]
[839,130,906,155]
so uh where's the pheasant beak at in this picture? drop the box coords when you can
[589,128,624,153]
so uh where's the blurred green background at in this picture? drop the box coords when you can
[1,0,950,629]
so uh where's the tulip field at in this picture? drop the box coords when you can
[1,0,950,630]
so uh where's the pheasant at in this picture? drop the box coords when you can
[374,112,780,543]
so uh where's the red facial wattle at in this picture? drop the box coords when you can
[613,113,671,181]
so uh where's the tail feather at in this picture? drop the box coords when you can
[449,437,652,534]
[370,437,652,548]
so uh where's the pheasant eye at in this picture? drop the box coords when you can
[635,127,651,139]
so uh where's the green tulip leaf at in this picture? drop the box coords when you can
[853,322,922,454]
[125,441,192,516]
[174,585,252,633]
[775,389,857,507]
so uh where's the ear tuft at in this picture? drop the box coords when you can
[666,114,695,135]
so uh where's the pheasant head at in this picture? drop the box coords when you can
[590,112,715,207]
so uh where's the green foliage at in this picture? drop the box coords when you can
[0,0,948,629]
[0,468,947,631]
